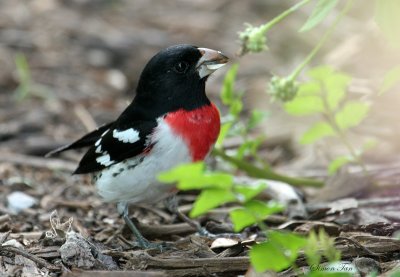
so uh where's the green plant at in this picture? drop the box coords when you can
[214,65,324,188]
[158,162,284,221]
[284,66,372,174]
[237,0,377,176]
[14,53,32,101]
[161,0,400,274]
[158,162,346,275]
[14,53,52,101]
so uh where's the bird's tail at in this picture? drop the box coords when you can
[45,122,114,157]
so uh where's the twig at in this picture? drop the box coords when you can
[335,237,387,257]
[126,251,249,274]
[138,222,196,237]
[212,148,324,188]
[73,104,98,132]
[0,245,60,271]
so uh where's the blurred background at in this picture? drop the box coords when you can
[1,0,400,192]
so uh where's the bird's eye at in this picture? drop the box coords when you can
[173,61,189,73]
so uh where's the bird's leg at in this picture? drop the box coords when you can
[165,196,215,238]
[118,202,168,250]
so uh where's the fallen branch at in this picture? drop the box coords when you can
[0,245,60,271]
[127,251,249,272]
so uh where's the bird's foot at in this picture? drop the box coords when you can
[196,227,216,238]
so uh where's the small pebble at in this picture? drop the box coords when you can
[7,191,37,214]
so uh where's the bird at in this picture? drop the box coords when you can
[47,44,229,249]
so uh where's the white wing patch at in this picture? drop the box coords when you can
[112,128,140,143]
[95,145,102,153]
[96,154,114,166]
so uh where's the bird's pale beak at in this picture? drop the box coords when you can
[196,48,229,79]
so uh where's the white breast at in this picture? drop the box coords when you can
[94,119,191,204]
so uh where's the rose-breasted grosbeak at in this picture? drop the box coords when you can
[48,44,229,248]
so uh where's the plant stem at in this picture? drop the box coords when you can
[260,0,313,33]
[212,148,324,188]
[320,84,369,177]
[289,0,355,80]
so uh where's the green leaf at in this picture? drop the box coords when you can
[221,64,239,105]
[250,231,307,272]
[308,65,351,110]
[325,74,351,110]
[284,78,328,116]
[216,122,232,147]
[300,0,338,32]
[379,65,400,95]
[158,162,233,190]
[158,162,204,183]
[229,98,243,117]
[250,242,288,272]
[335,101,370,130]
[248,109,268,130]
[300,122,336,144]
[284,95,324,116]
[14,53,31,101]
[375,0,400,48]
[304,231,321,266]
[297,81,321,96]
[190,188,236,217]
[234,182,267,202]
[328,155,353,175]
[269,231,307,259]
[230,200,284,232]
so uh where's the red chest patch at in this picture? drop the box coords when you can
[164,103,220,161]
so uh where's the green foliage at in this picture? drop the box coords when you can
[216,64,268,164]
[284,66,370,174]
[221,64,240,109]
[328,155,352,175]
[284,94,325,115]
[379,65,400,95]
[191,189,236,217]
[301,122,335,144]
[250,231,307,272]
[159,162,279,219]
[375,0,400,48]
[300,0,339,32]
[249,229,344,273]
[248,109,268,130]
[14,53,32,101]
[304,229,341,265]
[158,162,232,190]
[230,200,284,232]
[335,101,370,130]
[14,53,52,101]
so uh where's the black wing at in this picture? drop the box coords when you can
[73,119,157,174]
[45,122,114,157]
